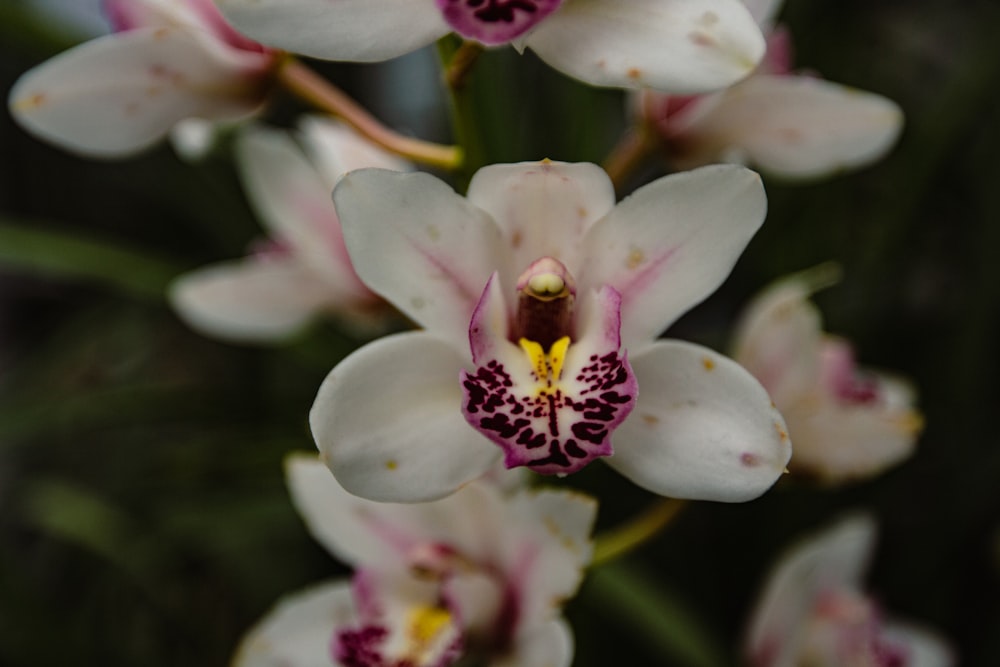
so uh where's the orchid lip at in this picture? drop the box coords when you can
[462,267,637,475]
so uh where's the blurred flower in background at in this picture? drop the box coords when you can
[170,118,408,343]
[234,454,596,667]
[745,515,953,667]
[635,0,903,178]
[8,0,277,157]
[732,267,923,484]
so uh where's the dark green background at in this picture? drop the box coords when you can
[1,0,997,664]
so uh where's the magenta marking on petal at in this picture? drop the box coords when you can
[461,351,637,475]
[102,0,143,32]
[184,0,270,53]
[334,624,390,667]
[436,0,564,45]
[468,272,508,364]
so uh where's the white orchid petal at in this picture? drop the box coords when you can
[8,27,269,157]
[781,387,922,483]
[286,454,525,573]
[466,161,616,276]
[608,341,791,501]
[298,116,411,185]
[581,164,767,350]
[169,258,329,343]
[491,619,574,667]
[732,277,825,405]
[503,490,596,630]
[232,580,355,667]
[526,0,764,92]
[310,332,500,502]
[214,0,448,61]
[333,169,505,347]
[236,125,367,292]
[678,75,904,178]
[745,515,876,667]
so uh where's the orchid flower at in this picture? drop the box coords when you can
[170,118,408,343]
[233,454,596,667]
[636,0,903,178]
[8,0,276,157]
[214,0,767,93]
[732,272,923,483]
[309,160,792,503]
[746,515,954,667]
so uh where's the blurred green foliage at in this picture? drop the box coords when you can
[1,0,999,665]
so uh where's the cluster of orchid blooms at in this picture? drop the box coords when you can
[9,0,954,665]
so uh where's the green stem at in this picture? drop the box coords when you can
[437,38,487,191]
[591,498,688,566]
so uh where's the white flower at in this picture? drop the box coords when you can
[233,454,596,667]
[746,515,954,667]
[170,118,409,343]
[8,0,276,157]
[637,0,903,178]
[732,271,922,483]
[214,0,766,93]
[309,160,791,502]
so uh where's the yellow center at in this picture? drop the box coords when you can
[518,336,571,395]
[405,605,453,659]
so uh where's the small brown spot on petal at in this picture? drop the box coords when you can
[741,452,760,467]
[577,207,588,219]
[385,460,398,470]
[13,93,47,112]
[642,413,660,425]
[688,31,715,47]
[511,229,523,248]
[774,421,789,442]
[702,357,716,371]
[626,248,645,269]
[627,67,642,80]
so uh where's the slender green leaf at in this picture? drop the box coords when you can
[0,219,186,300]
[584,559,727,667]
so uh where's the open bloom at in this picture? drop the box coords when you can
[732,271,923,483]
[170,118,406,343]
[8,0,276,157]
[637,0,903,178]
[214,0,766,93]
[234,454,596,667]
[310,160,791,502]
[746,515,954,667]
